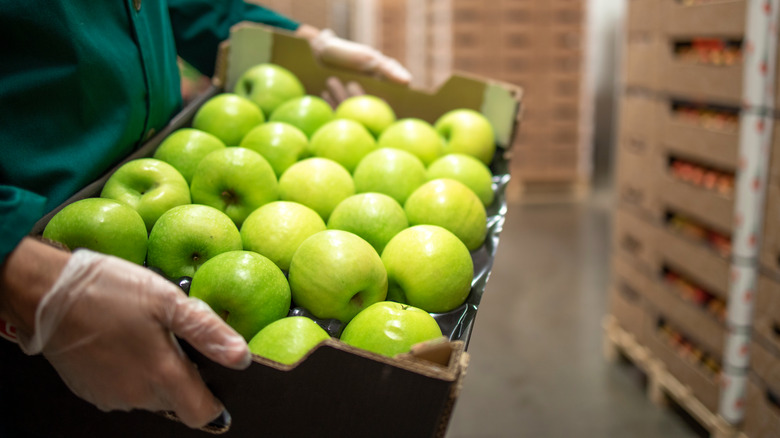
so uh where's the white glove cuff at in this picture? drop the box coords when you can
[18,250,103,355]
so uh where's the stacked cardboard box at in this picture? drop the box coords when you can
[609,0,780,425]
[354,0,591,189]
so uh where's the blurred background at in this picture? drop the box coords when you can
[183,1,779,437]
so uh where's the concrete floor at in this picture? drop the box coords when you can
[446,186,708,438]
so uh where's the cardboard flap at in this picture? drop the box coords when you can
[218,23,522,149]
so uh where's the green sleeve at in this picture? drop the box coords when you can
[0,187,47,264]
[168,0,300,77]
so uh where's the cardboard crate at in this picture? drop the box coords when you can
[622,33,661,91]
[761,183,780,277]
[609,256,653,345]
[743,375,780,438]
[644,272,727,361]
[661,0,747,37]
[655,96,741,172]
[744,334,780,438]
[612,208,659,276]
[2,24,523,438]
[655,223,731,302]
[755,273,780,355]
[654,0,780,106]
[618,89,660,143]
[643,304,722,414]
[615,136,659,218]
[626,0,659,33]
[655,143,735,235]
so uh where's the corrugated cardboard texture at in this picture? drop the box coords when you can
[655,226,731,301]
[643,304,721,414]
[612,207,661,275]
[755,273,780,355]
[743,376,780,438]
[656,98,739,172]
[760,183,780,277]
[609,256,651,344]
[657,166,734,235]
[0,338,467,438]
[622,34,660,91]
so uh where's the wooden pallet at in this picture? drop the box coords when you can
[506,178,590,204]
[602,315,740,438]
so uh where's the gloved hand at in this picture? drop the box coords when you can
[309,29,412,85]
[15,249,251,429]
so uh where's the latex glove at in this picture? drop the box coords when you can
[310,29,412,85]
[16,249,251,429]
[321,76,366,109]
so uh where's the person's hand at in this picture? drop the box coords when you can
[303,27,412,85]
[13,248,251,429]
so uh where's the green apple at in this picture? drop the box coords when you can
[352,148,428,205]
[278,157,355,221]
[240,201,326,272]
[427,154,495,207]
[377,118,444,166]
[43,198,147,265]
[310,119,377,173]
[100,158,191,233]
[288,230,387,323]
[190,147,278,228]
[189,250,291,341]
[381,225,473,313]
[153,128,226,184]
[340,301,443,357]
[404,178,487,251]
[192,93,265,146]
[269,95,334,139]
[248,316,330,365]
[435,109,496,165]
[234,63,305,116]
[334,95,396,138]
[352,148,427,205]
[239,122,309,178]
[146,204,242,279]
[327,193,408,254]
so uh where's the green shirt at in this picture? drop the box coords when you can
[0,0,299,262]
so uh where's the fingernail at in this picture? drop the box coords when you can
[207,409,232,430]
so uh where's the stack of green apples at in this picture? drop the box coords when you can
[42,63,501,364]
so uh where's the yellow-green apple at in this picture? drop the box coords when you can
[426,153,495,206]
[240,201,326,272]
[189,250,291,341]
[153,128,226,184]
[189,147,278,228]
[233,63,305,116]
[192,93,264,146]
[239,122,309,178]
[269,95,334,139]
[288,230,387,323]
[381,225,473,313]
[352,148,427,205]
[327,193,408,254]
[435,109,496,165]
[248,316,330,365]
[340,301,443,357]
[278,157,355,221]
[43,198,147,265]
[377,118,444,166]
[146,204,242,280]
[310,119,377,173]
[100,158,191,233]
[334,95,396,138]
[404,178,487,251]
